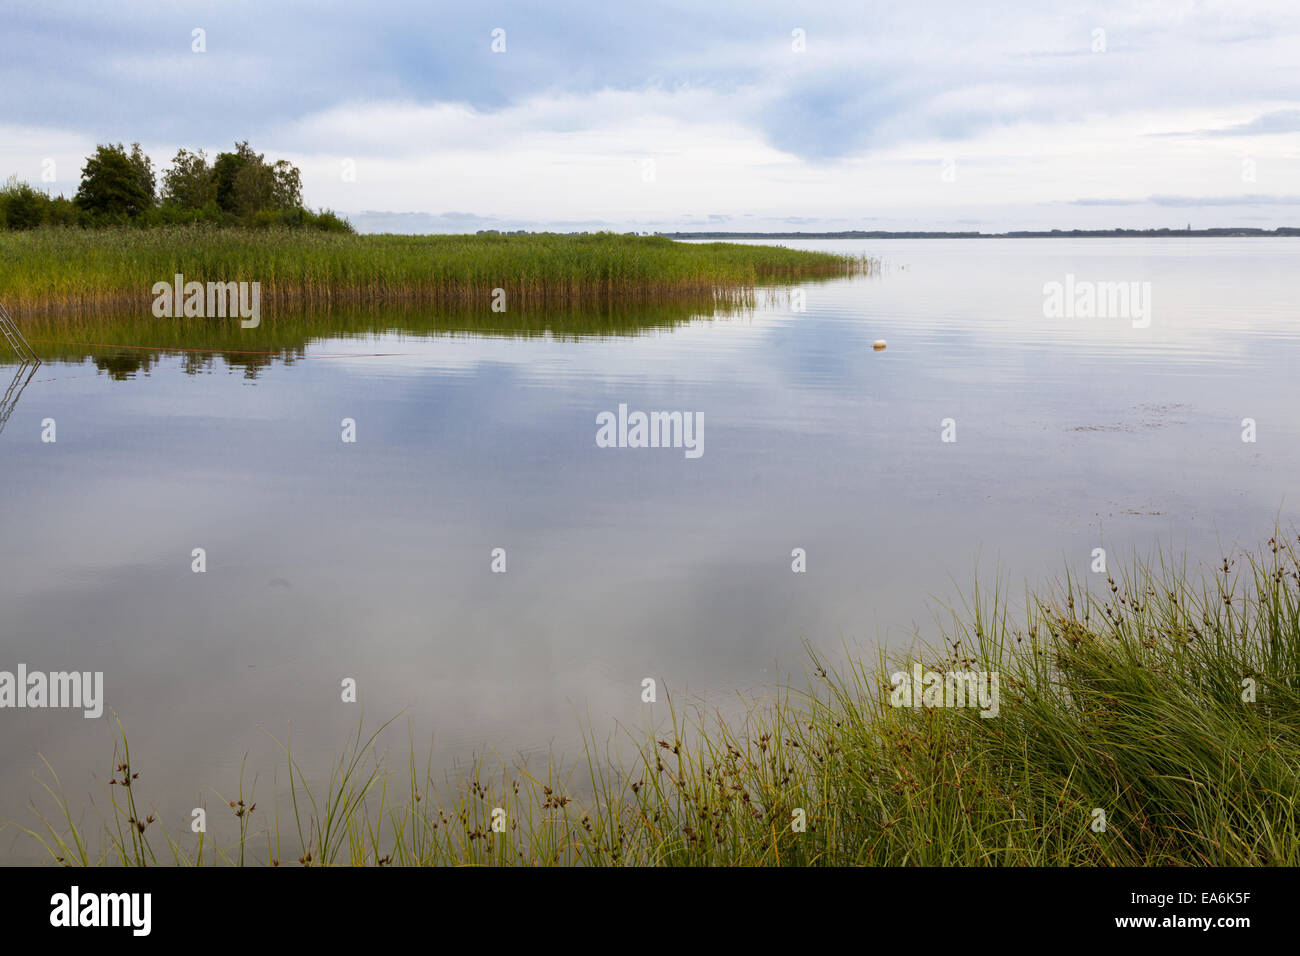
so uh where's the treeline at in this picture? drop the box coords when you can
[0,142,351,232]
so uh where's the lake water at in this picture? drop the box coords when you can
[1,238,1297,861]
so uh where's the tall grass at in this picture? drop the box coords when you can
[16,535,1300,866]
[0,228,871,313]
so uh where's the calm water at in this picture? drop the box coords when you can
[2,238,1297,860]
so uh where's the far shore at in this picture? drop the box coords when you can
[661,227,1300,239]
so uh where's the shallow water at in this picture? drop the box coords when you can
[1,238,1297,861]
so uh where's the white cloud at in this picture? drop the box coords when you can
[268,90,1300,230]
[3,0,1300,230]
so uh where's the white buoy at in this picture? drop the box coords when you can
[872,339,887,351]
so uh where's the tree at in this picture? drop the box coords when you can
[129,143,156,206]
[211,142,306,218]
[8,139,348,230]
[212,141,259,214]
[231,156,275,217]
[161,148,216,210]
[0,176,49,229]
[74,142,155,219]
[269,160,302,210]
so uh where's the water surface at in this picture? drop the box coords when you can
[2,238,1297,861]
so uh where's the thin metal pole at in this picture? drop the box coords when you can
[0,301,39,363]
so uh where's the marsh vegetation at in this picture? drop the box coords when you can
[19,537,1300,866]
[0,229,870,314]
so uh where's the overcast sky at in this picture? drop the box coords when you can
[2,0,1298,232]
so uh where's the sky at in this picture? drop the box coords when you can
[2,0,1298,233]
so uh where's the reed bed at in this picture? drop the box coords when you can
[16,535,1300,866]
[0,228,871,313]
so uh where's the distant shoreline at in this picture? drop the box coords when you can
[661,227,1300,240]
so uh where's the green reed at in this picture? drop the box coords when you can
[0,228,871,313]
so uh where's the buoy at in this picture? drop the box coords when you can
[872,339,887,351]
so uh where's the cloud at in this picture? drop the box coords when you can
[3,0,1300,228]
[1206,109,1300,136]
[1074,194,1300,207]
[1150,194,1300,206]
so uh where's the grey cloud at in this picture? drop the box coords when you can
[1073,195,1300,207]
[3,0,1299,166]
[1206,110,1300,136]
[1151,109,1300,138]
